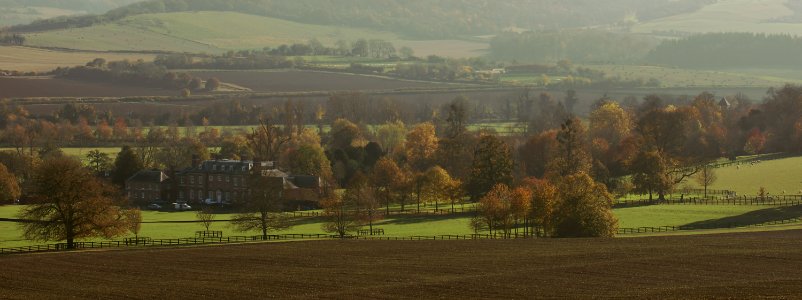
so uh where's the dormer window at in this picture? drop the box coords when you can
[212,165,217,171]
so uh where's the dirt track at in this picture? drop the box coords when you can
[1,230,802,299]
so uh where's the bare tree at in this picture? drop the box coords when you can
[230,174,291,239]
[196,207,215,232]
[694,165,718,198]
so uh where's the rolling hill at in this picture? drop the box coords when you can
[21,11,487,57]
[0,0,143,26]
[632,0,802,36]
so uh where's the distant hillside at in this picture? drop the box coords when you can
[644,32,802,69]
[11,0,713,38]
[0,0,143,27]
[632,0,802,36]
[22,11,403,54]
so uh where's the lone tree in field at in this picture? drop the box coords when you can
[196,207,215,232]
[230,171,291,240]
[695,165,718,198]
[18,156,139,249]
[126,208,142,240]
[321,191,361,238]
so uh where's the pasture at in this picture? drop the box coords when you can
[633,0,802,36]
[501,65,801,88]
[583,64,802,88]
[0,46,155,73]
[3,230,802,298]
[3,202,802,248]
[687,155,802,196]
[21,11,487,58]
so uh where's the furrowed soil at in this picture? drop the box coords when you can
[186,70,457,92]
[0,77,174,98]
[1,230,802,299]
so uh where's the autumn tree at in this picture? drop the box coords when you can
[376,120,406,156]
[19,156,137,248]
[631,106,702,200]
[345,172,383,234]
[519,130,559,178]
[320,192,361,238]
[405,122,438,171]
[548,118,591,177]
[589,102,632,147]
[248,118,292,163]
[126,208,142,241]
[287,144,333,180]
[371,157,404,214]
[467,134,513,201]
[521,178,558,237]
[421,166,456,212]
[744,128,766,157]
[0,163,20,204]
[695,165,718,198]
[551,172,618,237]
[475,183,508,235]
[205,77,220,91]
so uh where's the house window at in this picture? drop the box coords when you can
[140,192,145,199]
[190,176,195,184]
[225,192,230,201]
[217,175,222,182]
[179,191,184,199]
[212,165,217,171]
[208,191,213,199]
[198,190,203,200]
[226,176,230,182]
[180,177,185,184]
[233,177,238,186]
[198,175,203,184]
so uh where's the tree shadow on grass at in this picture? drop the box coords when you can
[378,212,474,226]
[680,205,802,230]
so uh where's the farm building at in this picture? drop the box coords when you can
[125,170,171,205]
[173,158,322,208]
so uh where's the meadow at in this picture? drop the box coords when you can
[686,155,802,196]
[632,0,802,36]
[3,201,801,248]
[0,46,155,73]
[22,11,486,58]
[501,65,802,88]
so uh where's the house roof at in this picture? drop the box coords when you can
[180,159,255,174]
[127,170,169,183]
[719,97,731,107]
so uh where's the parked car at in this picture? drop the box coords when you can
[173,203,192,211]
[147,203,162,210]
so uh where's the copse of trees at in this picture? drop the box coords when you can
[646,33,802,69]
[489,29,659,64]
[54,59,205,91]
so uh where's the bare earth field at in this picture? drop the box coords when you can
[0,77,175,98]
[186,70,458,92]
[1,230,802,299]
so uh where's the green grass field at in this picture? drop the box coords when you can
[685,155,802,196]
[3,202,800,248]
[633,0,802,36]
[501,65,802,89]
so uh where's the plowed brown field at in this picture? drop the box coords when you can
[187,70,457,92]
[0,77,173,98]
[2,230,802,299]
